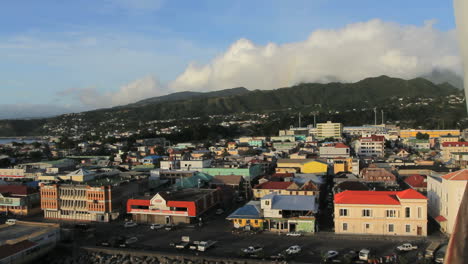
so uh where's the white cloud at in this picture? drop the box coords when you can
[170,19,461,92]
[60,76,167,108]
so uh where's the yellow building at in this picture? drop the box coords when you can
[276,159,328,174]
[226,201,264,229]
[399,129,460,139]
[333,157,353,174]
[334,189,427,236]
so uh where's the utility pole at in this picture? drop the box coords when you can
[298,112,302,128]
[374,107,377,125]
[381,110,384,125]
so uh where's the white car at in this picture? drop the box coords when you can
[124,221,137,228]
[285,245,302,255]
[397,243,418,251]
[125,236,138,244]
[150,224,164,230]
[286,232,302,236]
[5,219,17,225]
[242,246,263,254]
[324,250,339,260]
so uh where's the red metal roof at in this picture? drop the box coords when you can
[334,189,426,205]
[361,135,385,142]
[334,143,349,148]
[441,169,468,181]
[271,173,295,178]
[442,142,468,147]
[254,181,293,190]
[404,174,427,188]
[435,215,447,222]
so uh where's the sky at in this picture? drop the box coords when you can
[0,0,461,118]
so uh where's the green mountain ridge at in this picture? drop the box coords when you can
[0,75,465,137]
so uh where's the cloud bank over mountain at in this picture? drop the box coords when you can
[55,19,462,112]
[169,19,461,92]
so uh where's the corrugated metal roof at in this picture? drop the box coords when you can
[226,201,262,219]
[262,194,317,211]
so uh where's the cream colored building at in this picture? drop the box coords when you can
[441,142,468,162]
[334,189,427,236]
[316,121,343,139]
[427,169,468,234]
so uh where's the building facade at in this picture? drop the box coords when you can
[316,121,343,139]
[427,169,468,234]
[127,189,221,225]
[334,189,427,236]
[0,185,41,216]
[354,135,385,158]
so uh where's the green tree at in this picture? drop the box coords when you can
[416,132,429,140]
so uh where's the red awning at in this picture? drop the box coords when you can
[435,215,447,222]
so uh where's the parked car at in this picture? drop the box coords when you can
[124,221,137,228]
[242,246,263,254]
[359,249,371,261]
[215,209,224,215]
[425,241,440,259]
[197,240,217,251]
[286,232,302,236]
[343,250,358,261]
[434,244,447,264]
[165,224,175,231]
[5,219,17,225]
[150,224,164,230]
[285,245,302,255]
[397,243,418,251]
[324,250,339,261]
[125,237,138,245]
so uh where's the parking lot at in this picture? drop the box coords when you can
[61,210,436,263]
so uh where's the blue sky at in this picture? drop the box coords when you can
[0,0,459,117]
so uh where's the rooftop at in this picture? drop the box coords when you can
[254,181,294,190]
[441,169,468,181]
[262,194,317,212]
[334,189,426,205]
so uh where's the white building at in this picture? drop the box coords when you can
[319,143,350,158]
[427,169,468,234]
[354,135,385,158]
[180,159,212,170]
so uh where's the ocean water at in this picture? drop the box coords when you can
[0,138,41,145]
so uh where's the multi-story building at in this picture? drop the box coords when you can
[427,169,468,234]
[439,135,460,144]
[334,189,427,236]
[319,143,350,158]
[40,179,143,222]
[127,189,221,225]
[0,185,41,216]
[441,142,468,162]
[316,121,343,139]
[354,135,385,158]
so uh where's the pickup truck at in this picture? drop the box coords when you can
[397,243,418,251]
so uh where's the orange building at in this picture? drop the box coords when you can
[40,179,142,222]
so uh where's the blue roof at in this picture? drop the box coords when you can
[226,201,262,219]
[143,155,163,160]
[262,194,317,212]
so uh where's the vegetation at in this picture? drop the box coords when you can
[0,76,465,137]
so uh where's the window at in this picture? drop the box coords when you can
[388,224,394,232]
[339,209,348,216]
[265,200,270,206]
[405,224,411,233]
[405,207,411,218]
[362,209,372,217]
[386,210,396,218]
[365,223,370,229]
[343,223,348,231]
[417,207,422,218]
